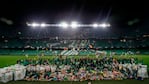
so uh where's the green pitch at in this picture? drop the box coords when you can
[0,55,149,68]
[2,79,149,84]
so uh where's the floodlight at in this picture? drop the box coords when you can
[100,23,107,28]
[92,23,98,28]
[26,22,31,26]
[31,23,40,27]
[70,21,78,29]
[99,23,111,28]
[26,21,111,28]
[59,22,69,28]
[40,23,46,27]
[107,23,111,27]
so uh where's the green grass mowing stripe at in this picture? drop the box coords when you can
[0,55,35,67]
[0,55,58,67]
[0,55,149,68]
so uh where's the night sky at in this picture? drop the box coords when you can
[0,0,148,35]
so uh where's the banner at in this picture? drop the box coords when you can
[0,64,26,83]
[137,65,148,78]
[2,71,13,83]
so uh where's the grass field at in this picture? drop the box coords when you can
[0,55,149,68]
[0,55,149,84]
[0,79,149,84]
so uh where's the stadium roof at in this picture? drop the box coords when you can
[0,0,148,34]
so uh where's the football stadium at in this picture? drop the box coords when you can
[0,0,148,84]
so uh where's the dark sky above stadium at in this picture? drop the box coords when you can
[0,0,147,30]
